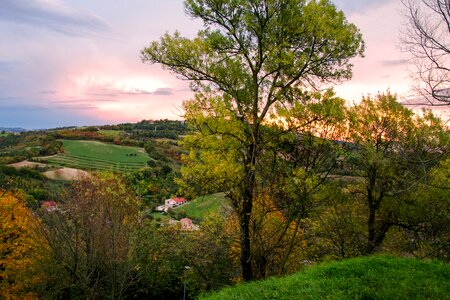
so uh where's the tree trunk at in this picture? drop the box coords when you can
[365,206,376,255]
[239,201,253,281]
[365,166,377,255]
[239,141,257,281]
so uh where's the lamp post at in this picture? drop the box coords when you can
[183,266,190,300]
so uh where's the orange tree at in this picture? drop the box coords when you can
[0,190,48,299]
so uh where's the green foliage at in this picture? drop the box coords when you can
[131,214,235,299]
[98,119,188,140]
[0,132,63,163]
[346,92,448,254]
[303,181,367,260]
[0,165,66,210]
[201,256,450,300]
[144,140,168,162]
[126,165,179,208]
[403,158,450,260]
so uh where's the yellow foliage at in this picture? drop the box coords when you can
[0,190,47,299]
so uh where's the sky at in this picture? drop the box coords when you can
[0,0,446,129]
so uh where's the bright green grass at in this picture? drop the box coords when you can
[173,193,230,219]
[44,140,149,172]
[62,140,148,162]
[201,256,450,300]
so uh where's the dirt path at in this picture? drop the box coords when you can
[8,160,47,168]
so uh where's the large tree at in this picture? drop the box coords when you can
[401,0,450,105]
[348,92,448,254]
[142,0,363,280]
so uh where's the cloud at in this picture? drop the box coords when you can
[83,85,175,97]
[334,0,393,14]
[151,87,174,96]
[51,99,117,104]
[0,0,109,35]
[119,87,174,96]
[380,59,409,67]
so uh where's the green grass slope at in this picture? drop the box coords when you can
[173,193,230,219]
[44,140,149,172]
[201,256,450,300]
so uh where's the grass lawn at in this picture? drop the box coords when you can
[173,193,230,219]
[42,140,149,172]
[201,256,450,300]
[61,140,148,162]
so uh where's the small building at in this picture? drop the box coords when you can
[41,201,58,212]
[156,197,188,212]
[164,197,187,207]
[180,217,199,231]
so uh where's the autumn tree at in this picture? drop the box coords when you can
[142,0,363,281]
[347,92,448,254]
[41,174,141,299]
[401,0,450,105]
[0,191,48,299]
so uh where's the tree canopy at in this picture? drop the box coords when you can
[142,0,364,281]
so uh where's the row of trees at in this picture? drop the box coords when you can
[178,91,448,279]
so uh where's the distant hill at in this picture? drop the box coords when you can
[0,127,27,133]
[201,256,450,300]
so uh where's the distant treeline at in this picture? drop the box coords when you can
[102,119,189,139]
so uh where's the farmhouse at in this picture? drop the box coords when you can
[156,197,187,212]
[165,197,186,206]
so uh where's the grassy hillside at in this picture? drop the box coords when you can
[201,256,450,300]
[173,193,230,219]
[43,140,149,172]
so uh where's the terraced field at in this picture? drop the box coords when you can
[40,140,149,172]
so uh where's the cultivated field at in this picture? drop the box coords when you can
[41,140,149,172]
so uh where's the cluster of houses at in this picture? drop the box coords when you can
[156,197,199,231]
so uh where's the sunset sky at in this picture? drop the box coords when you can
[1,0,444,129]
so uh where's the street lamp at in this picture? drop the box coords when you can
[183,265,191,300]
